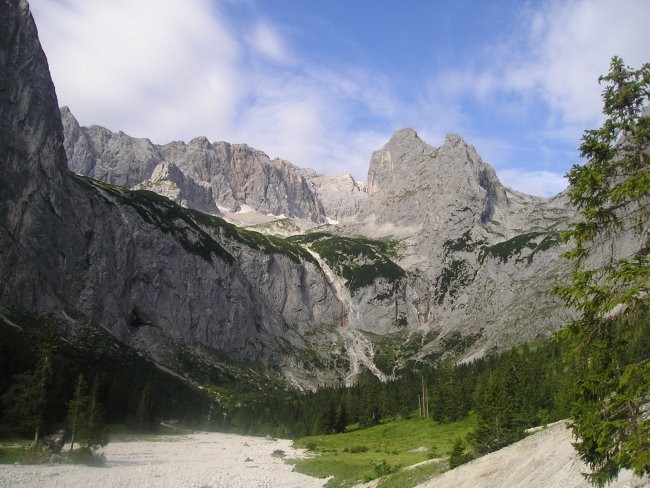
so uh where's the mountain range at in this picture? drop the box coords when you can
[2,0,584,390]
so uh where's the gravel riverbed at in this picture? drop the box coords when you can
[0,432,325,488]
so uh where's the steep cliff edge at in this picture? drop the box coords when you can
[334,128,577,364]
[0,0,598,387]
[0,0,346,387]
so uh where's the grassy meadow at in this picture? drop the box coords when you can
[291,414,476,487]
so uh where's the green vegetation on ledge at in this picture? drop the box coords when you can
[292,415,476,488]
[72,174,317,266]
[289,232,405,293]
[479,231,561,264]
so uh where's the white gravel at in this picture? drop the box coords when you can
[414,421,649,488]
[0,432,326,487]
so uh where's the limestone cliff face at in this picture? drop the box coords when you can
[342,128,576,363]
[62,108,371,224]
[0,1,345,385]
[6,0,632,386]
[0,0,77,312]
[133,161,220,215]
[62,108,326,220]
[302,171,368,222]
[61,106,162,188]
[364,129,508,229]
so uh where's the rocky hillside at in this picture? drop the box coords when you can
[1,0,593,390]
[0,0,347,388]
[414,421,647,488]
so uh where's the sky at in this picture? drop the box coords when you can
[30,0,650,197]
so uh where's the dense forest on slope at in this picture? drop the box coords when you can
[185,305,649,455]
[2,306,648,466]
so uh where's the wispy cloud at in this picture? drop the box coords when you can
[30,0,394,182]
[421,0,650,196]
[246,21,292,64]
[29,0,649,196]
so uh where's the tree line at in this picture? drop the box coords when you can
[0,321,210,443]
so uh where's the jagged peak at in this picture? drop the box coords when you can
[188,135,211,149]
[388,127,420,143]
[442,132,467,147]
[150,160,183,181]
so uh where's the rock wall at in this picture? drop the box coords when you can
[0,1,344,380]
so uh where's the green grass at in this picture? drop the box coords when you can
[292,415,476,487]
[0,440,31,464]
[376,459,447,488]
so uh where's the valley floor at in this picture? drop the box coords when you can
[0,432,324,488]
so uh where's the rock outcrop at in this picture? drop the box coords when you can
[0,0,346,386]
[302,170,368,222]
[4,0,631,387]
[335,128,577,365]
[133,161,220,215]
[363,129,508,230]
[415,421,646,488]
[62,108,371,225]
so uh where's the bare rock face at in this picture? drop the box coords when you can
[302,171,368,222]
[62,114,327,221]
[363,129,508,228]
[61,111,375,226]
[6,0,634,387]
[62,106,162,188]
[338,128,577,364]
[0,0,77,312]
[0,1,345,386]
[134,161,220,215]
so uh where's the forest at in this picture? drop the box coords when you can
[2,306,647,463]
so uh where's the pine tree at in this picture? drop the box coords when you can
[134,383,156,432]
[0,333,56,442]
[66,374,89,451]
[448,437,471,469]
[85,376,108,449]
[555,56,650,486]
[335,399,348,433]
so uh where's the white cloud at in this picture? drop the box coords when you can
[30,0,391,182]
[498,169,567,198]
[526,0,650,126]
[247,21,292,64]
[30,0,647,194]
[443,0,650,132]
[31,0,242,142]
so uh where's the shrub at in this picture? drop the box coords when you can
[343,445,368,453]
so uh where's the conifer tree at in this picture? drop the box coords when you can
[335,399,348,433]
[0,333,56,442]
[66,374,108,451]
[555,56,649,486]
[85,376,108,449]
[66,374,89,451]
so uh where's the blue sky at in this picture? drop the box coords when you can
[31,0,650,196]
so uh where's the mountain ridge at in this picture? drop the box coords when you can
[2,0,586,391]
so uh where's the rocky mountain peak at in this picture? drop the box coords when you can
[187,136,211,150]
[388,127,421,144]
[361,129,508,230]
